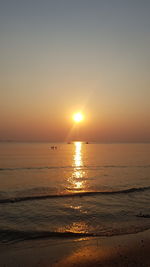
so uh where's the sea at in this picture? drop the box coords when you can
[0,142,150,244]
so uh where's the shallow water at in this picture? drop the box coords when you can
[0,142,150,243]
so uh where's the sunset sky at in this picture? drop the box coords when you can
[0,0,150,142]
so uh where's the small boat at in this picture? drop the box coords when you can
[49,146,57,150]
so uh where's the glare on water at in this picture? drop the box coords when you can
[67,142,86,192]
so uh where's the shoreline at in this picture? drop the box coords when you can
[0,229,150,267]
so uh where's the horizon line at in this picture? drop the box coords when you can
[0,140,150,144]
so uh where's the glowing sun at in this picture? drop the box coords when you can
[73,112,84,123]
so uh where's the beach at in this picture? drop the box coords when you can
[0,229,150,267]
[0,142,150,266]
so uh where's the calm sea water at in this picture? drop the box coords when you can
[0,142,150,243]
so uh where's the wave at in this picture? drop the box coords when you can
[136,214,150,218]
[0,186,150,204]
[0,165,150,172]
[0,229,94,243]
[0,166,70,171]
[1,226,150,243]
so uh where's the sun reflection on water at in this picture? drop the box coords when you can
[67,142,87,192]
[74,142,83,168]
[60,142,89,235]
[59,221,89,234]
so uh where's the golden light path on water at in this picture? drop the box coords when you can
[67,142,86,192]
[59,142,89,235]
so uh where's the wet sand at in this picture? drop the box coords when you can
[0,229,150,267]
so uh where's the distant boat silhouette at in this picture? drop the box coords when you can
[49,146,57,150]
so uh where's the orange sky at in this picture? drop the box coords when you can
[0,1,150,142]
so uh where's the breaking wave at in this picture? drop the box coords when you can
[0,165,150,172]
[0,186,150,204]
[1,226,150,244]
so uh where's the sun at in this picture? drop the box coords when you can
[73,112,84,123]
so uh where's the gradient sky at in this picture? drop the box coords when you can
[0,0,150,142]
